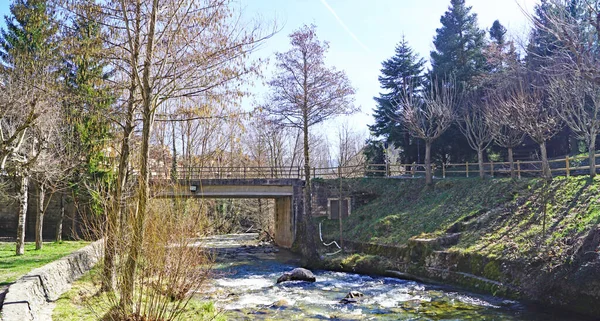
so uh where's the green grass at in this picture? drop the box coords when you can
[0,241,89,286]
[320,176,600,270]
[319,177,530,245]
[53,266,226,321]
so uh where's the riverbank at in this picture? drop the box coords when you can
[317,176,600,317]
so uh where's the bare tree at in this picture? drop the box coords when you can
[264,24,357,259]
[400,79,458,185]
[548,74,600,176]
[100,0,271,313]
[498,73,562,180]
[458,94,493,178]
[485,98,525,179]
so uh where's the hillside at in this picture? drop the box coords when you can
[318,177,600,316]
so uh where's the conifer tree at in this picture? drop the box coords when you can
[429,0,486,164]
[370,37,425,164]
[430,0,487,86]
[0,0,59,255]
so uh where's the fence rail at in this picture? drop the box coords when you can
[148,153,600,181]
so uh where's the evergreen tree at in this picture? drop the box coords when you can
[428,0,487,163]
[369,37,425,163]
[430,0,487,86]
[61,3,113,183]
[489,20,507,46]
[0,0,57,70]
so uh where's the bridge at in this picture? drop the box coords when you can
[151,177,304,248]
[146,164,422,249]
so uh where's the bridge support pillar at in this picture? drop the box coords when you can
[274,197,294,248]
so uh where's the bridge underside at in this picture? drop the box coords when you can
[150,179,302,249]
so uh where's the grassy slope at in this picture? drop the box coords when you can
[0,241,89,286]
[320,176,600,266]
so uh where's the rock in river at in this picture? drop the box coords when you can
[276,268,316,283]
[340,291,364,304]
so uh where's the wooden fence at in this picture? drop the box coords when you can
[148,153,600,180]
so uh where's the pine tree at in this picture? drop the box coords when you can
[369,37,425,163]
[62,3,113,182]
[0,0,57,70]
[489,20,507,46]
[428,0,487,163]
[430,0,487,86]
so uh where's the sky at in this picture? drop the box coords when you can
[0,0,540,139]
[234,0,540,137]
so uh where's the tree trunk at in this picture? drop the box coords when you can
[35,182,45,250]
[508,147,515,179]
[589,135,596,177]
[477,148,484,179]
[425,141,432,185]
[540,141,552,180]
[56,194,65,242]
[16,174,28,256]
[122,0,158,310]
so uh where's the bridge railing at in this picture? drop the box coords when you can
[149,153,600,181]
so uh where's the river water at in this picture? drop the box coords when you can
[195,234,590,321]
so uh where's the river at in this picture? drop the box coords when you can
[194,234,591,321]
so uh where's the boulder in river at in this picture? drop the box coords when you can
[340,291,365,304]
[276,268,316,283]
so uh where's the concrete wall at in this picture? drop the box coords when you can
[274,197,293,248]
[1,240,102,321]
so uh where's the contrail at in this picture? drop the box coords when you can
[319,0,370,53]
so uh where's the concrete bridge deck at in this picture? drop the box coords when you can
[150,178,304,249]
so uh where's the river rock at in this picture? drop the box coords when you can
[340,291,365,304]
[344,291,364,299]
[276,268,316,283]
[270,299,289,308]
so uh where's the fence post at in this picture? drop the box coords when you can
[443,163,446,179]
[313,167,316,179]
[566,155,570,177]
[466,162,469,178]
[386,162,390,177]
[517,160,521,179]
[490,161,494,178]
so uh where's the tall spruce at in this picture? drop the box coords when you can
[430,0,487,86]
[370,37,425,164]
[429,0,486,163]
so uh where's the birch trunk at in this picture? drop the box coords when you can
[35,182,45,250]
[55,194,65,242]
[16,174,28,256]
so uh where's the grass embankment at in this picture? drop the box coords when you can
[320,176,600,269]
[0,241,89,286]
[52,266,225,321]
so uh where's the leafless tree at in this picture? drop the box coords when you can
[548,74,600,176]
[485,98,525,179]
[336,121,366,175]
[458,93,493,178]
[497,72,562,180]
[264,24,357,259]
[99,0,272,313]
[0,61,59,255]
[400,78,458,185]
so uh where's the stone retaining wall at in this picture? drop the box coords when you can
[0,240,103,321]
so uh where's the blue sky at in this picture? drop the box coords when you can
[0,0,540,137]
[237,0,539,135]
